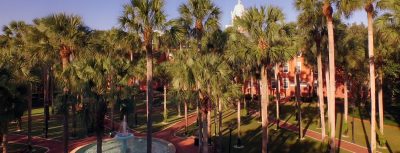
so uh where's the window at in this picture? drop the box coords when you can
[271,79,277,89]
[297,51,302,57]
[283,63,289,73]
[283,78,289,89]
[296,62,301,73]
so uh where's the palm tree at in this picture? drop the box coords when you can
[119,1,166,152]
[340,23,369,138]
[66,52,117,153]
[168,49,196,133]
[178,1,221,151]
[34,14,88,152]
[193,53,232,153]
[224,28,254,147]
[235,6,286,153]
[295,0,327,139]
[321,1,337,151]
[0,30,38,153]
[337,0,383,151]
[2,21,42,152]
[179,0,221,51]
[375,0,400,144]
[158,20,185,123]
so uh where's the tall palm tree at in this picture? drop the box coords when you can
[119,1,166,152]
[0,29,39,153]
[295,0,327,140]
[179,1,220,151]
[34,14,88,153]
[340,23,369,138]
[67,54,109,153]
[375,0,400,144]
[2,21,43,152]
[225,28,256,147]
[168,49,197,134]
[235,6,286,153]
[158,20,185,123]
[337,0,384,151]
[321,1,337,151]
[193,53,232,153]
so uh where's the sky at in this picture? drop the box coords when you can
[0,0,367,34]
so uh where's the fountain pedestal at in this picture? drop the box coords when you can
[115,133,134,153]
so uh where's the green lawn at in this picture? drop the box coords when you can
[8,98,189,140]
[179,109,350,153]
[273,101,400,153]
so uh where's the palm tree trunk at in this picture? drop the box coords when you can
[43,66,51,138]
[27,84,32,151]
[207,105,211,145]
[316,41,326,139]
[163,85,168,123]
[145,28,154,153]
[61,48,70,153]
[323,3,336,151]
[260,65,269,153]
[366,8,376,152]
[50,68,54,115]
[72,96,77,137]
[202,105,209,153]
[96,96,106,153]
[16,118,22,132]
[275,63,280,129]
[207,86,212,143]
[110,97,115,131]
[378,68,384,135]
[178,101,182,117]
[344,76,349,136]
[242,72,248,116]
[197,97,203,153]
[251,75,254,104]
[237,100,242,146]
[184,101,188,135]
[218,98,223,153]
[1,134,6,153]
[62,93,69,153]
[296,72,303,139]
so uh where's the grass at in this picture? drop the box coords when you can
[130,101,196,133]
[179,109,350,153]
[273,101,400,153]
[8,98,190,140]
[1,143,48,153]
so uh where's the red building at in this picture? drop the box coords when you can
[243,53,347,100]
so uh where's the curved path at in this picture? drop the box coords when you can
[9,110,372,153]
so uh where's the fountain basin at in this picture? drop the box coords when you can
[73,136,176,153]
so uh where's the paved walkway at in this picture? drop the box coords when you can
[7,134,62,153]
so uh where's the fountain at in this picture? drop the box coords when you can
[115,116,134,152]
[73,115,176,153]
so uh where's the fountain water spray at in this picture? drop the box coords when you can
[115,115,134,153]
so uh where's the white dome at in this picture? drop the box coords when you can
[231,0,245,18]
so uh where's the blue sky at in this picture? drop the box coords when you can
[0,0,367,33]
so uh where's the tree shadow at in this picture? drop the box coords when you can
[358,105,371,151]
[302,103,319,136]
